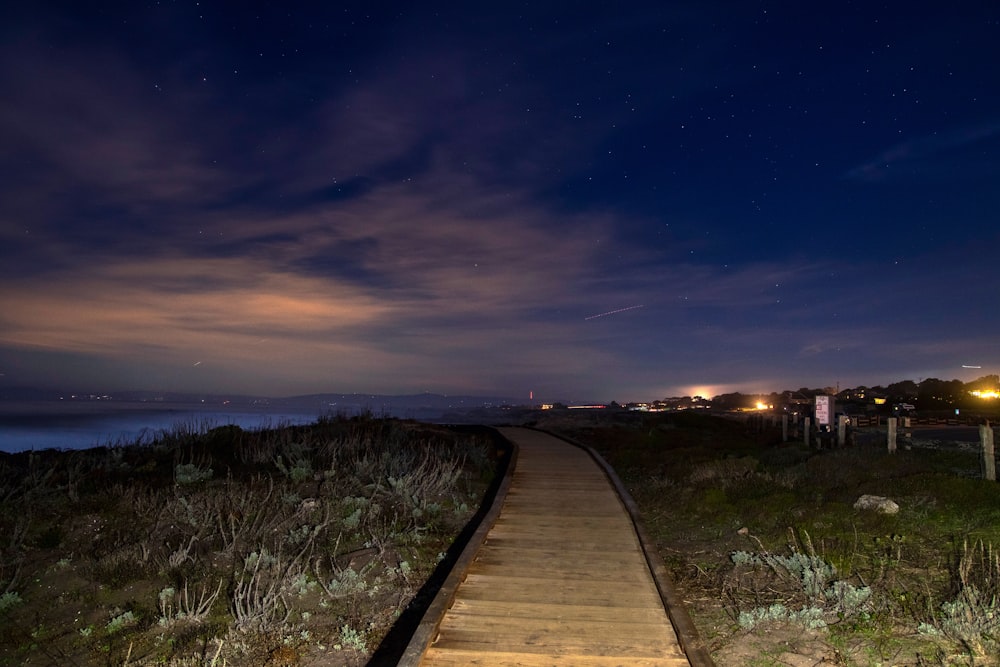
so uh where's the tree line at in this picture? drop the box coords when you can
[702,374,1000,414]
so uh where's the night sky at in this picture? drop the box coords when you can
[1,2,998,402]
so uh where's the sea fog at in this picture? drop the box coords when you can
[0,401,324,453]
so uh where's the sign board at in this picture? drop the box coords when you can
[815,395,834,426]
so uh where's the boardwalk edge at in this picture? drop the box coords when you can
[396,432,520,666]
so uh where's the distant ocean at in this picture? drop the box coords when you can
[0,401,324,453]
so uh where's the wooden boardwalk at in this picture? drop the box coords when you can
[401,427,710,666]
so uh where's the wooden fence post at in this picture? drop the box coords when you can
[887,417,897,453]
[837,415,847,447]
[982,421,995,481]
[782,414,788,442]
[803,417,810,447]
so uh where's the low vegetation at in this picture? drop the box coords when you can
[8,407,997,666]
[541,410,1000,666]
[0,415,503,666]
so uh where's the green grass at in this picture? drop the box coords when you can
[544,410,1000,666]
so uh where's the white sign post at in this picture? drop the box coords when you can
[815,395,834,428]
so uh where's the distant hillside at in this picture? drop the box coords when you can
[0,386,67,401]
[272,392,521,412]
[0,387,525,412]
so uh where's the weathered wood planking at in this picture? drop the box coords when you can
[413,427,695,666]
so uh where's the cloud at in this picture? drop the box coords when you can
[845,121,1000,182]
[3,24,998,399]
[0,41,224,204]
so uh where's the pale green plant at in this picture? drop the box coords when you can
[335,623,367,651]
[167,534,200,568]
[288,572,315,597]
[243,549,279,571]
[320,564,372,599]
[739,603,828,630]
[826,580,872,615]
[231,548,293,633]
[285,524,313,546]
[274,446,313,482]
[174,463,213,485]
[342,507,363,530]
[383,448,464,515]
[230,523,325,633]
[731,548,836,600]
[0,591,22,615]
[106,610,136,634]
[937,588,1000,656]
[931,540,1000,657]
[730,531,873,631]
[157,579,222,626]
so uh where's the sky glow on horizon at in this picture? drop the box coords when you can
[1,3,998,403]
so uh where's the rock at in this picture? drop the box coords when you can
[853,494,899,514]
[298,498,318,512]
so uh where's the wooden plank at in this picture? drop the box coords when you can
[499,495,624,508]
[507,480,618,488]
[456,574,665,607]
[504,487,622,498]
[484,527,640,545]
[413,427,696,666]
[447,598,673,624]
[437,612,679,646]
[472,545,646,568]
[468,561,660,584]
[481,535,641,552]
[491,516,634,531]
[421,647,691,666]
[500,505,623,516]
[505,490,616,500]
[430,627,682,658]
[500,502,620,513]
